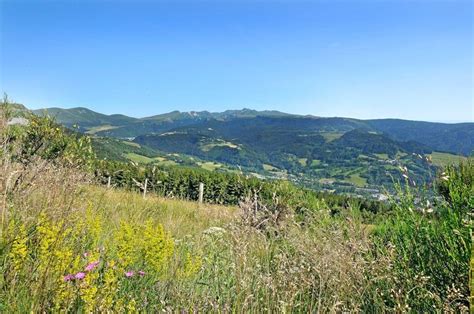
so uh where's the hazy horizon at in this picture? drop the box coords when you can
[1,0,472,122]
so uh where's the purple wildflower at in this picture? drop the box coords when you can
[138,271,145,276]
[75,272,86,280]
[63,274,74,282]
[85,261,100,272]
[125,271,135,278]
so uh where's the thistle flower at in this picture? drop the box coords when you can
[75,272,86,280]
[85,261,99,272]
[125,271,134,277]
[63,274,75,282]
[138,270,145,276]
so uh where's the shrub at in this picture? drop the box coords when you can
[373,161,472,311]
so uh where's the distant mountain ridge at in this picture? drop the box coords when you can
[22,105,471,194]
[33,107,138,129]
[34,106,473,156]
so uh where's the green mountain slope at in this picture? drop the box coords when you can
[96,109,295,138]
[35,106,474,157]
[133,121,438,192]
[366,119,473,155]
[33,107,138,131]
[30,106,472,196]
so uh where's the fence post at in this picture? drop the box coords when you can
[198,182,204,204]
[107,176,111,189]
[254,190,258,214]
[143,178,148,199]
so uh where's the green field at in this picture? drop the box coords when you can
[198,161,222,171]
[263,163,279,171]
[122,141,141,148]
[85,124,118,134]
[310,159,321,167]
[124,153,178,166]
[200,140,240,152]
[125,152,155,163]
[375,153,389,160]
[155,158,178,167]
[345,173,367,187]
[320,131,344,142]
[298,158,307,166]
[429,152,467,167]
[396,152,408,158]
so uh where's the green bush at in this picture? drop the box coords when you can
[4,113,96,170]
[437,159,474,215]
[373,160,472,311]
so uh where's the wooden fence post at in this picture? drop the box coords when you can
[254,190,258,214]
[143,178,148,199]
[198,182,204,204]
[107,176,111,189]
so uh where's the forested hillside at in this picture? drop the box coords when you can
[366,119,474,155]
[30,106,473,196]
[35,107,473,155]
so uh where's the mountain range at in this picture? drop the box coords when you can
[31,106,472,196]
[33,106,473,154]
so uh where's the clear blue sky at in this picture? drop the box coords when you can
[1,0,472,122]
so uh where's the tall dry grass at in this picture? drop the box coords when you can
[0,131,387,311]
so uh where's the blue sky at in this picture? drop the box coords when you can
[1,0,472,122]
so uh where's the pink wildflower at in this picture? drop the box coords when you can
[125,271,134,278]
[63,274,74,282]
[75,272,86,280]
[85,261,100,272]
[83,252,89,258]
[138,271,145,276]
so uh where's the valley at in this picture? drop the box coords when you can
[33,106,472,198]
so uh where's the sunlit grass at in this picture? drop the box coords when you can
[345,173,367,187]
[85,124,118,134]
[429,151,467,167]
[81,186,237,239]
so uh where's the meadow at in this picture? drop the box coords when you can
[0,105,472,312]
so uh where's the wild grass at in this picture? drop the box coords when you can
[0,103,471,312]
[80,186,237,239]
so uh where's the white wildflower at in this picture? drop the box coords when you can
[203,226,226,236]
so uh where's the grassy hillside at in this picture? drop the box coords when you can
[429,151,468,167]
[0,108,471,312]
[2,167,471,312]
[77,186,237,238]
